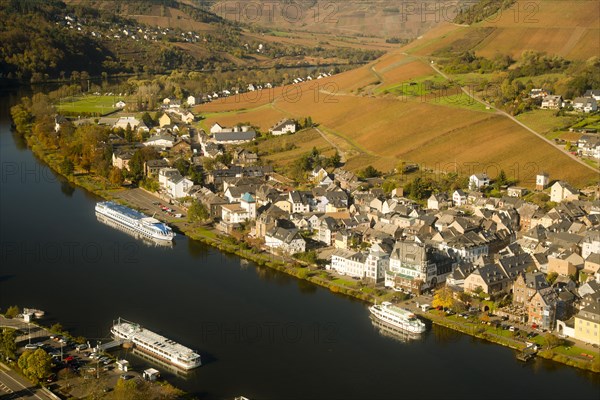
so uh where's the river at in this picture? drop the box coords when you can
[0,88,599,399]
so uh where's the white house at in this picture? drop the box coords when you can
[573,97,598,113]
[210,123,225,134]
[469,173,489,190]
[113,116,141,130]
[536,172,549,190]
[221,193,257,224]
[265,227,306,254]
[143,134,176,149]
[550,181,579,203]
[269,119,297,135]
[584,89,600,101]
[158,168,193,199]
[541,95,563,109]
[452,189,467,206]
[187,95,196,106]
[330,250,366,278]
[427,193,449,210]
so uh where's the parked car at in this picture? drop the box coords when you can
[76,344,88,351]
[120,374,132,380]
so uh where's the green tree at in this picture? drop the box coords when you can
[546,271,558,285]
[60,159,74,175]
[173,158,190,176]
[4,306,20,319]
[0,328,17,361]
[359,165,382,178]
[141,112,154,128]
[543,332,563,349]
[496,169,507,186]
[113,378,145,400]
[188,200,209,223]
[18,349,52,384]
[127,147,158,183]
[330,151,341,168]
[109,167,124,186]
[49,323,63,334]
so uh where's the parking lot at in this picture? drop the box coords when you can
[113,188,187,222]
[1,316,148,398]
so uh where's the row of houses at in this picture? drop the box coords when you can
[538,89,600,113]
[106,109,600,346]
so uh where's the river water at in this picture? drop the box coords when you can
[0,88,598,399]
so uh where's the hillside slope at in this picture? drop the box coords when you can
[197,0,599,187]
[404,0,599,60]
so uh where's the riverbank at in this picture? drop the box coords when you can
[17,128,600,375]
[0,313,187,399]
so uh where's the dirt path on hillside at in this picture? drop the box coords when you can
[429,63,598,173]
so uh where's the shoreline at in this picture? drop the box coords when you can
[15,128,600,375]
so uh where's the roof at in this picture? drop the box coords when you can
[241,192,255,203]
[214,131,256,142]
[471,263,509,285]
[266,226,303,244]
[270,119,296,131]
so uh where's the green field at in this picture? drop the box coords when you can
[428,92,494,112]
[515,110,577,135]
[375,74,447,96]
[56,95,125,116]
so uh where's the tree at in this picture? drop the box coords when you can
[188,200,209,223]
[109,167,124,186]
[359,165,382,179]
[18,349,52,384]
[330,151,341,167]
[113,378,145,400]
[141,112,154,128]
[49,323,64,334]
[432,286,454,310]
[543,332,563,349]
[60,159,74,175]
[546,271,558,285]
[0,328,17,361]
[4,306,19,319]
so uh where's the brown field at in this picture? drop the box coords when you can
[402,1,599,60]
[210,0,452,39]
[474,0,599,59]
[258,128,337,167]
[189,0,599,187]
[201,105,288,132]
[399,115,596,187]
[377,59,433,85]
[200,73,598,187]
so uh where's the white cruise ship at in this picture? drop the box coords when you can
[96,212,173,248]
[369,302,427,334]
[95,201,175,242]
[111,318,201,370]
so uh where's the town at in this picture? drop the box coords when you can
[76,94,600,351]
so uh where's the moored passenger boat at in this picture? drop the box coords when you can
[369,302,427,334]
[111,318,201,370]
[95,201,175,242]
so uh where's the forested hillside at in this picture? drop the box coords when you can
[0,0,383,83]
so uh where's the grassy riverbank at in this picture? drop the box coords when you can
[18,129,600,374]
[417,309,600,373]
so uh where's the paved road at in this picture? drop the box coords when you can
[428,62,598,173]
[0,364,54,400]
